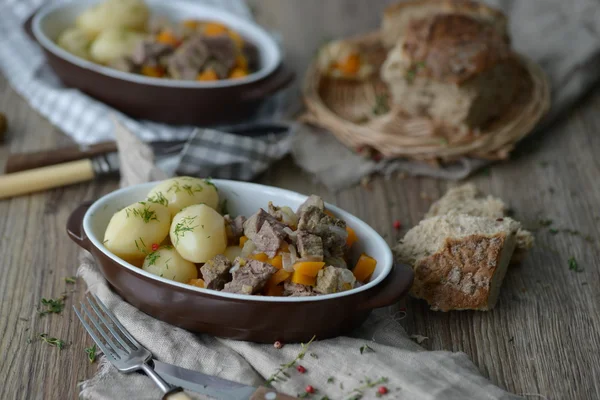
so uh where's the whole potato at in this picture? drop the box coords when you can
[170,204,227,263]
[76,0,150,38]
[89,28,144,64]
[57,27,93,60]
[142,245,198,283]
[103,201,170,263]
[147,177,219,217]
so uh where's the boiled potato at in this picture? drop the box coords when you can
[57,27,93,60]
[103,201,170,263]
[147,177,219,217]
[76,0,150,38]
[142,245,198,283]
[223,245,242,262]
[89,28,144,64]
[170,204,227,263]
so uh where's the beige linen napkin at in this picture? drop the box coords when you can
[77,121,522,400]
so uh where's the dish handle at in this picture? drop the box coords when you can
[358,263,414,311]
[240,64,295,102]
[22,8,39,42]
[66,202,93,251]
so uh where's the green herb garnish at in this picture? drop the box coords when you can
[65,276,76,284]
[39,333,65,350]
[39,295,66,316]
[85,344,97,363]
[346,377,388,399]
[204,178,217,191]
[327,377,335,383]
[147,191,168,207]
[549,228,559,234]
[266,335,316,385]
[568,257,583,272]
[172,216,199,244]
[359,344,374,354]
[135,238,148,254]
[145,251,160,266]
[127,203,158,223]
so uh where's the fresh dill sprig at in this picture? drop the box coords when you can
[39,333,65,350]
[145,251,160,266]
[172,216,199,244]
[135,237,148,254]
[65,276,76,284]
[147,191,168,207]
[127,203,158,223]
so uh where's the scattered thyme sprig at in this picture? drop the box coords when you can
[65,276,77,284]
[39,333,65,350]
[172,216,199,244]
[266,335,316,385]
[568,257,583,272]
[85,344,97,363]
[359,344,374,354]
[39,294,66,316]
[346,377,389,399]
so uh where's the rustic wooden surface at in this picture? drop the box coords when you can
[1,1,599,399]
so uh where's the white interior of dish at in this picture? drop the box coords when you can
[32,0,281,87]
[83,180,393,303]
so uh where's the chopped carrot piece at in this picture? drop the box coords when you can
[265,283,284,296]
[182,19,200,30]
[270,269,291,286]
[188,278,205,288]
[293,261,325,277]
[229,67,248,79]
[268,255,283,269]
[239,235,248,248]
[197,69,219,81]
[250,253,269,262]
[336,53,361,75]
[203,22,228,36]
[353,254,377,282]
[156,30,180,47]
[346,226,358,248]
[324,209,335,217]
[291,270,316,286]
[228,31,244,48]
[141,65,165,78]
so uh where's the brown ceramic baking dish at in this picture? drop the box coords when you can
[66,180,413,343]
[25,0,294,126]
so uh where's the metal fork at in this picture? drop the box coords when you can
[74,295,191,400]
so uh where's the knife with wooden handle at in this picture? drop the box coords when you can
[0,153,119,200]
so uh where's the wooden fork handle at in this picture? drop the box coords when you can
[163,388,192,400]
[250,386,300,399]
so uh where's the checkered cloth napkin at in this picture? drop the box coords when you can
[0,0,293,181]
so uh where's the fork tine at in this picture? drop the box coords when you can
[79,301,126,359]
[92,294,140,347]
[86,296,135,352]
[73,305,120,361]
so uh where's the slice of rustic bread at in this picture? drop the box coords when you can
[395,214,520,311]
[381,0,509,48]
[426,184,534,264]
[381,13,519,129]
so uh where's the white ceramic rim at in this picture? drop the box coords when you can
[31,0,282,88]
[82,180,393,303]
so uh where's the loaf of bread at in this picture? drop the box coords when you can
[381,11,519,129]
[395,214,520,311]
[381,0,509,48]
[425,184,534,263]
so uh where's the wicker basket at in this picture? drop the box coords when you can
[302,32,551,162]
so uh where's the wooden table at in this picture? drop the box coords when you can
[1,1,599,399]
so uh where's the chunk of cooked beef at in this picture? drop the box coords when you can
[296,195,325,215]
[283,282,316,297]
[315,266,357,294]
[244,209,285,240]
[296,231,324,260]
[167,35,209,80]
[242,41,260,70]
[254,221,285,257]
[202,35,236,70]
[297,206,347,253]
[200,254,232,290]
[109,57,136,73]
[223,259,276,294]
[224,215,246,243]
[131,40,174,66]
[324,256,347,269]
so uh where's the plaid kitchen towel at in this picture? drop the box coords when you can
[0,0,294,181]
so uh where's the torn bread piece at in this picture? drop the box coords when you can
[426,183,533,263]
[395,214,520,311]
